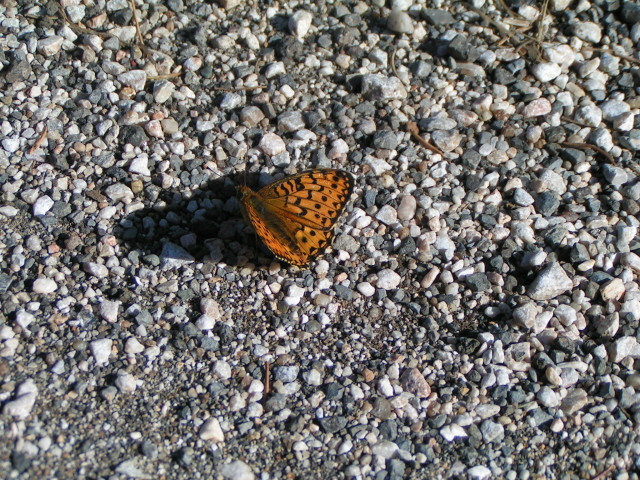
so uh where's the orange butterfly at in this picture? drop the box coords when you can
[238,168,354,266]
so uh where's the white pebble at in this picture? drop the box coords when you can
[199,417,225,442]
[90,338,113,365]
[33,195,54,216]
[32,278,57,294]
[376,269,401,290]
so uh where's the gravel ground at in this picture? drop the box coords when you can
[1,0,640,478]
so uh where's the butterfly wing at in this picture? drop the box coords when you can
[239,186,310,265]
[257,169,354,230]
[239,169,354,265]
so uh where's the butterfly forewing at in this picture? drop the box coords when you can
[259,170,354,229]
[239,169,354,266]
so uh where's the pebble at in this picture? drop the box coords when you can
[602,165,629,186]
[531,62,561,82]
[259,132,286,156]
[523,98,552,117]
[129,155,151,175]
[124,337,144,354]
[399,368,431,398]
[277,111,305,132]
[468,466,491,480]
[115,371,140,393]
[33,195,54,216]
[371,440,398,459]
[199,418,225,442]
[375,205,398,225]
[361,74,407,100]
[387,10,413,34]
[527,262,573,300]
[440,424,467,442]
[609,337,640,363]
[153,80,175,103]
[15,310,35,330]
[560,388,588,415]
[115,459,145,478]
[377,376,394,397]
[213,360,232,379]
[32,278,57,294]
[574,104,602,127]
[220,461,254,480]
[376,269,402,290]
[195,314,216,330]
[38,36,64,55]
[84,262,109,278]
[3,380,38,419]
[572,21,602,43]
[118,70,147,91]
[288,10,313,38]
[90,338,113,365]
[356,282,375,297]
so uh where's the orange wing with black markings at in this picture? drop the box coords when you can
[238,169,354,266]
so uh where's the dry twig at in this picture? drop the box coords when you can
[561,142,616,166]
[129,0,149,57]
[148,72,183,81]
[264,361,271,396]
[29,125,48,154]
[407,121,444,156]
[592,464,615,480]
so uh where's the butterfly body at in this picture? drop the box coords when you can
[238,169,354,266]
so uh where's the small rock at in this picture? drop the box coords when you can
[504,342,531,371]
[90,338,113,365]
[531,62,562,82]
[602,165,629,187]
[609,336,640,363]
[527,262,573,300]
[387,10,413,34]
[600,278,625,301]
[200,418,224,442]
[371,440,398,459]
[440,424,467,441]
[124,337,144,354]
[99,300,120,323]
[400,368,431,398]
[220,460,254,480]
[3,380,38,419]
[523,98,552,117]
[213,360,232,379]
[376,269,402,290]
[361,74,407,100]
[259,133,286,156]
[84,262,109,278]
[572,21,602,43]
[560,388,588,415]
[468,466,492,480]
[115,371,140,393]
[32,278,57,294]
[153,80,175,103]
[118,70,147,91]
[38,36,64,55]
[33,195,54,216]
[288,10,313,38]
[375,205,398,225]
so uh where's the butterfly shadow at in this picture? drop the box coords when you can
[113,173,259,270]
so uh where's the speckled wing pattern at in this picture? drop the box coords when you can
[238,169,354,266]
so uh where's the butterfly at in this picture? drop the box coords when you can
[237,168,355,266]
